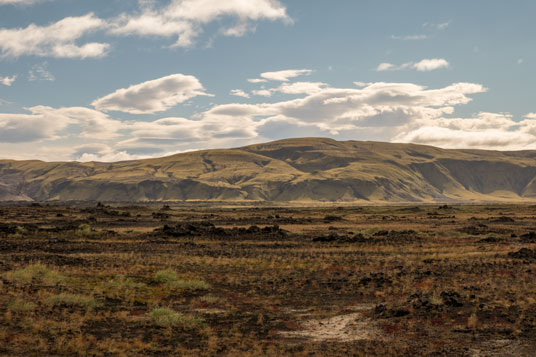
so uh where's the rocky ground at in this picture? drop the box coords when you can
[0,203,535,356]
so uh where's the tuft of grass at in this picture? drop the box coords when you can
[46,294,100,310]
[153,269,179,283]
[150,308,205,328]
[7,298,36,313]
[77,224,93,237]
[100,275,148,303]
[199,295,221,304]
[153,269,210,291]
[104,274,146,290]
[3,264,65,285]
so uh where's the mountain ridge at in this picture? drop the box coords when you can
[2,138,536,203]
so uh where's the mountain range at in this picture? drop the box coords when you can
[1,138,536,203]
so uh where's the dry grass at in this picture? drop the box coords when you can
[0,203,535,355]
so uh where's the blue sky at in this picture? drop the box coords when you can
[0,0,535,161]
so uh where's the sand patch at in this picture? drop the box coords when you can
[280,304,379,342]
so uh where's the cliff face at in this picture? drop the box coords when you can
[2,138,536,202]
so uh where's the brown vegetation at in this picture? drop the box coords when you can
[1,203,536,355]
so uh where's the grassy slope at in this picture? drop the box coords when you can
[1,138,536,202]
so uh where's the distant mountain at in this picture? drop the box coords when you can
[1,138,536,203]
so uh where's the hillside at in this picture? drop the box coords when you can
[1,138,536,203]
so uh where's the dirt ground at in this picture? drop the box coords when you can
[1,203,535,356]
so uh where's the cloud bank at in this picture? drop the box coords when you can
[0,13,109,58]
[0,0,291,59]
[109,0,290,47]
[1,70,535,161]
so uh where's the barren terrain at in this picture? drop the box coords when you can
[1,203,536,356]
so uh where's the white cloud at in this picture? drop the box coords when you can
[259,69,312,82]
[203,82,488,138]
[248,78,268,83]
[118,115,258,151]
[392,111,536,150]
[377,58,449,72]
[251,89,273,97]
[92,74,212,114]
[413,58,449,71]
[230,89,250,98]
[39,106,122,139]
[376,63,396,71]
[394,126,536,150]
[0,13,110,58]
[28,62,55,81]
[0,111,66,143]
[0,75,16,86]
[110,0,290,48]
[73,144,145,162]
[0,106,122,143]
[3,74,536,160]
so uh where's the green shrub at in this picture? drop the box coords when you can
[77,224,93,237]
[7,298,36,313]
[101,275,148,302]
[105,274,146,290]
[3,264,65,285]
[153,269,178,283]
[153,269,210,291]
[150,308,204,328]
[46,294,99,310]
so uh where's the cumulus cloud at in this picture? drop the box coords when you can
[0,13,109,58]
[252,89,272,97]
[40,106,122,139]
[377,58,449,72]
[0,75,16,86]
[3,74,536,160]
[230,89,250,98]
[394,126,536,150]
[413,58,450,71]
[72,144,145,162]
[0,106,122,143]
[110,0,290,47]
[0,110,67,143]
[117,115,258,152]
[201,82,488,140]
[392,111,536,150]
[92,74,212,114]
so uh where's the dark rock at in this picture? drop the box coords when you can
[374,304,410,318]
[440,291,464,307]
[508,248,536,260]
[520,232,536,242]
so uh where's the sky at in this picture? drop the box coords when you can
[0,0,535,162]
